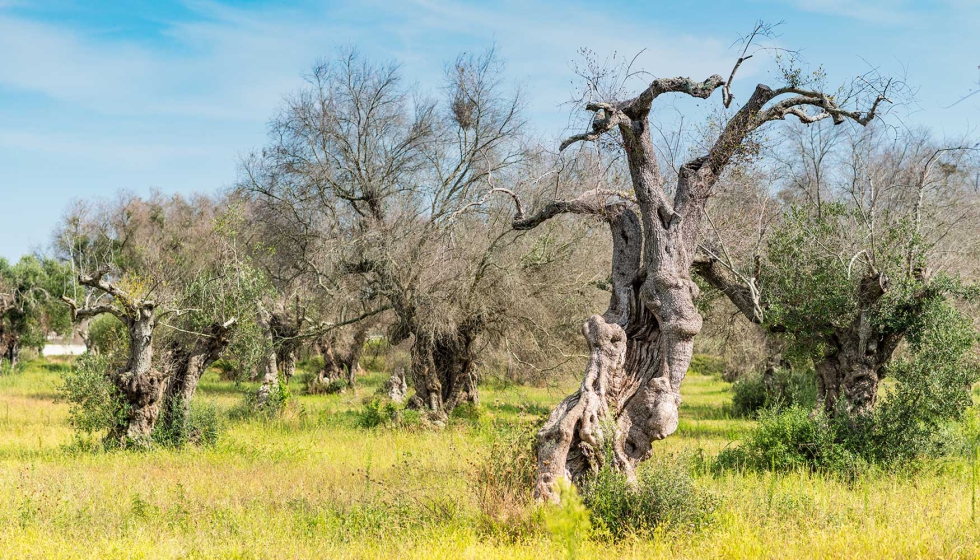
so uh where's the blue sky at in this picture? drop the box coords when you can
[1,0,978,260]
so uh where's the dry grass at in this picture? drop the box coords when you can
[0,358,977,558]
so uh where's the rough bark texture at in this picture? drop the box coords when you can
[160,319,236,429]
[386,367,408,403]
[108,305,160,446]
[518,70,886,501]
[271,312,301,384]
[255,306,280,407]
[407,328,479,417]
[310,324,368,392]
[64,272,163,447]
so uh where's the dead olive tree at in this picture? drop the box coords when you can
[503,36,893,501]
[242,48,539,417]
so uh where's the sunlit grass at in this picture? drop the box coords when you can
[0,357,977,558]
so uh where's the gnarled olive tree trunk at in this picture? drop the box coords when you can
[407,327,479,417]
[509,69,886,501]
[159,319,236,430]
[105,304,161,446]
[255,306,280,407]
[311,324,368,391]
[64,272,163,447]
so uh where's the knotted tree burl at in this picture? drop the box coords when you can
[505,67,890,501]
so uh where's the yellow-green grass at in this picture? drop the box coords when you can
[0,357,977,559]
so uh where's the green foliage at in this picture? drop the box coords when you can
[543,478,591,559]
[153,397,222,448]
[0,255,73,353]
[450,402,486,424]
[689,354,726,378]
[844,298,980,464]
[86,314,127,357]
[581,456,715,538]
[730,367,817,418]
[356,397,399,428]
[717,407,864,476]
[59,352,128,439]
[721,298,979,474]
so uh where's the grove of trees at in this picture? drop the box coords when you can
[7,27,978,507]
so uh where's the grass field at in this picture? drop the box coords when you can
[0,357,978,559]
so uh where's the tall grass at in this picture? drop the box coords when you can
[0,358,977,558]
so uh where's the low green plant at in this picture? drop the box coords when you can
[356,397,399,428]
[153,397,222,448]
[581,455,715,538]
[716,406,864,476]
[58,352,129,442]
[543,478,591,559]
[730,367,817,418]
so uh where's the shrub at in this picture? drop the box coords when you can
[86,314,127,356]
[581,455,715,538]
[356,397,399,428]
[689,354,726,378]
[308,377,348,395]
[153,397,222,448]
[59,352,128,441]
[730,367,816,418]
[716,407,863,476]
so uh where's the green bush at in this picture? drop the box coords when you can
[356,397,399,428]
[730,367,816,418]
[86,314,127,356]
[716,407,863,476]
[59,352,128,440]
[689,354,726,377]
[581,455,715,538]
[153,397,222,448]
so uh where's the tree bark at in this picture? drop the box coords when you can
[106,305,161,447]
[159,320,236,431]
[407,328,479,417]
[310,324,368,392]
[255,306,280,407]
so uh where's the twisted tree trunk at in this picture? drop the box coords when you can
[312,324,368,391]
[160,319,236,430]
[107,305,161,447]
[63,272,163,447]
[255,306,280,407]
[407,328,479,417]
[510,65,886,501]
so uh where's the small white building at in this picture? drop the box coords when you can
[42,331,86,357]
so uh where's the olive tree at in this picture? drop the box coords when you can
[57,192,269,446]
[242,48,596,417]
[498,32,894,501]
[0,256,72,368]
[695,124,980,417]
